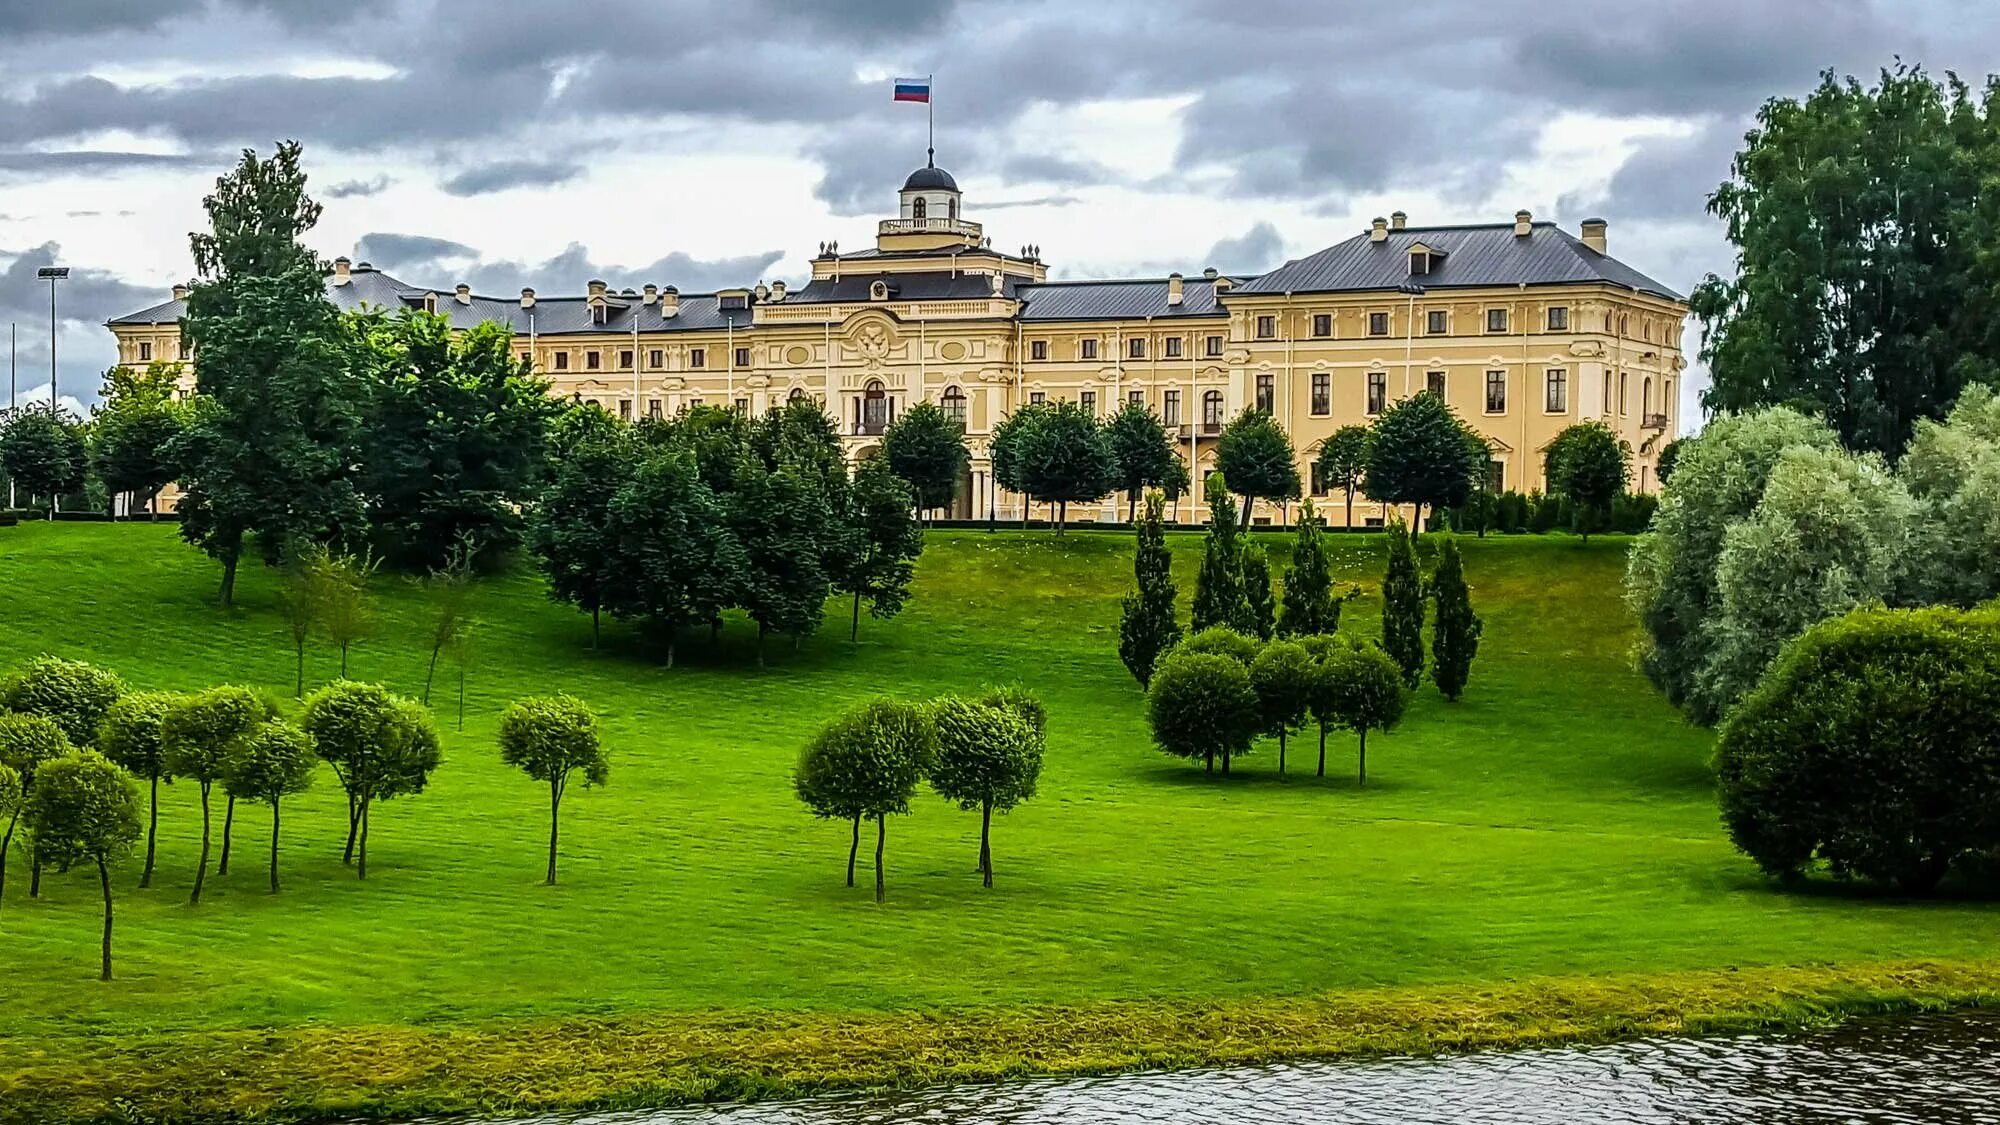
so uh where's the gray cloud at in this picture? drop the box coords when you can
[349,236,787,297]
[439,159,584,197]
[0,149,225,181]
[1202,222,1285,276]
[1557,118,1749,224]
[325,174,393,198]
[351,232,479,271]
[0,242,163,410]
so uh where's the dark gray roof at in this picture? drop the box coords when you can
[902,164,958,191]
[1235,222,1681,301]
[1016,276,1234,321]
[788,270,1025,304]
[108,297,185,325]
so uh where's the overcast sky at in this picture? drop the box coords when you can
[1,0,1996,424]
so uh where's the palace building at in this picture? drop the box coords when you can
[108,159,1687,524]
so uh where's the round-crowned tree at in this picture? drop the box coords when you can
[1250,639,1316,774]
[1317,641,1408,786]
[1716,605,2000,892]
[1173,625,1260,666]
[26,750,141,979]
[0,713,71,909]
[95,690,183,889]
[793,698,935,902]
[224,720,317,893]
[929,696,1044,887]
[977,683,1047,740]
[1,656,125,746]
[300,681,442,880]
[498,694,610,886]
[1214,408,1302,527]
[162,685,272,903]
[1147,650,1260,775]
[881,400,969,518]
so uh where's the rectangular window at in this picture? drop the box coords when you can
[1546,306,1569,332]
[648,398,663,419]
[618,399,632,420]
[1368,311,1389,336]
[1080,338,1099,360]
[1311,372,1330,416]
[138,341,152,361]
[1129,389,1145,407]
[1602,371,1612,413]
[1309,461,1329,496]
[689,348,706,369]
[733,346,750,368]
[178,339,188,359]
[1487,460,1505,493]
[1030,339,1048,361]
[1311,313,1332,338]
[1426,370,1446,398]
[735,397,749,413]
[1030,390,1047,405]
[1165,336,1183,358]
[1081,390,1096,415]
[1545,368,1568,412]
[619,349,634,370]
[554,352,570,371]
[1485,370,1507,413]
[1255,372,1274,413]
[649,348,663,368]
[1163,389,1182,426]
[1205,334,1224,357]
[586,350,601,370]
[1255,315,1276,339]
[1486,308,1508,333]
[1366,372,1386,415]
[1128,337,1146,359]
[1619,372,1628,415]
[1426,309,1448,335]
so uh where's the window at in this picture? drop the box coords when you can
[1309,461,1328,496]
[1427,309,1448,335]
[1081,390,1096,415]
[1486,308,1508,333]
[789,387,807,401]
[1426,370,1446,398]
[554,352,570,371]
[1311,372,1330,416]
[1165,336,1183,358]
[1128,337,1146,359]
[942,385,967,425]
[1643,377,1653,415]
[1643,320,1653,342]
[649,348,663,368]
[1030,339,1048,361]
[1029,390,1046,405]
[869,280,889,301]
[1485,370,1507,413]
[862,380,888,433]
[912,197,927,219]
[1366,372,1386,415]
[1080,338,1099,360]
[1619,372,1629,415]
[648,398,663,419]
[1602,371,1611,413]
[1255,372,1274,413]
[1163,389,1182,426]
[619,349,634,370]
[178,339,188,359]
[1618,313,1628,337]
[735,397,749,413]
[138,342,152,361]
[1129,389,1145,407]
[1546,306,1569,332]
[1202,390,1225,429]
[1545,368,1568,412]
[1663,378,1674,418]
[618,399,632,421]
[1368,311,1389,336]
[1205,335,1224,357]
[1487,460,1505,493]
[1311,313,1332,338]
[734,346,750,368]
[689,348,706,369]
[1256,315,1276,339]
[586,350,601,370]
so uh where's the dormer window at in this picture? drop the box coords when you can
[870,280,889,301]
[590,304,609,326]
[719,292,749,311]
[1406,241,1444,277]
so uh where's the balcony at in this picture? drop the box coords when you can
[877,217,984,239]
[1642,412,1669,430]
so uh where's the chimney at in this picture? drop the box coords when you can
[770,279,787,301]
[520,287,535,308]
[1514,209,1533,237]
[454,283,471,305]
[1166,272,1184,306]
[1370,217,1389,243]
[587,278,607,299]
[1580,217,1608,254]
[171,282,190,302]
[1203,267,1219,279]
[660,286,680,318]
[643,283,658,305]
[332,256,352,285]
[1390,210,1407,230]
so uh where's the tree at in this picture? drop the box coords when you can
[162,685,271,902]
[497,695,609,886]
[1174,625,1260,665]
[1304,635,1357,776]
[25,751,141,979]
[309,549,376,678]
[1250,640,1315,774]
[1279,499,1355,636]
[0,713,70,914]
[1545,421,1631,542]
[96,691,181,889]
[1380,524,1425,687]
[90,363,186,517]
[1106,401,1179,522]
[727,451,835,664]
[1319,641,1408,786]
[1693,64,2000,457]
[0,405,87,515]
[276,551,318,698]
[929,696,1043,887]
[1147,650,1260,775]
[1314,425,1372,529]
[224,720,316,892]
[353,311,558,570]
[1363,392,1485,531]
[841,456,924,641]
[1,656,125,745]
[989,401,1052,527]
[601,445,740,666]
[1716,605,2000,891]
[1015,399,1116,534]
[421,546,473,705]
[531,421,634,648]
[1430,537,1482,701]
[1191,474,1250,632]
[977,683,1048,741]
[1655,438,1684,486]
[300,681,441,880]
[882,400,968,517]
[1215,409,1302,528]
[1241,543,1276,640]
[1118,492,1182,686]
[175,141,366,606]
[1896,384,2000,608]
[792,698,935,902]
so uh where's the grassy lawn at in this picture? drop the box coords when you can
[0,521,1995,1119]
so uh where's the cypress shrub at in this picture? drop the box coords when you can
[1118,492,1182,686]
[1380,523,1425,687]
[1429,537,1482,700]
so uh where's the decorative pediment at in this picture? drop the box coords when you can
[1568,340,1605,358]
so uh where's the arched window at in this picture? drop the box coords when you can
[870,280,888,301]
[862,379,888,434]
[941,385,967,425]
[788,386,807,402]
[912,197,928,219]
[1202,389,1225,431]
[948,197,958,220]
[1642,377,1653,415]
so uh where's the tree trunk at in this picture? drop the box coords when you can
[1240,495,1254,530]
[1278,728,1287,775]
[1358,728,1368,787]
[1128,492,1137,523]
[140,775,159,888]
[1204,749,1213,774]
[269,800,282,893]
[755,622,767,669]
[343,793,359,863]
[294,643,305,698]
[97,857,113,981]
[846,815,859,888]
[1057,500,1067,536]
[0,812,15,918]
[591,605,601,650]
[357,800,370,880]
[874,814,886,904]
[980,801,993,888]
[1221,748,1232,775]
[218,550,239,608]
[710,618,721,644]
[1345,487,1355,531]
[217,794,235,875]
[546,781,561,886]
[424,645,442,705]
[190,783,211,905]
[1317,724,1327,777]
[339,641,350,678]
[851,590,863,642]
[30,851,40,898]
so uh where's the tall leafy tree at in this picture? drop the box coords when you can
[1546,421,1631,543]
[1279,499,1354,636]
[990,400,1053,526]
[96,691,182,889]
[25,751,141,979]
[498,694,609,886]
[301,681,441,880]
[1241,543,1277,641]
[0,405,87,516]
[840,456,923,642]
[928,696,1044,888]
[1314,425,1372,529]
[601,445,741,666]
[1191,474,1250,633]
[531,422,634,649]
[224,720,317,893]
[792,698,935,902]
[176,141,366,605]
[1106,401,1179,522]
[1430,537,1482,701]
[1016,399,1116,534]
[1363,392,1485,532]
[881,400,968,517]
[1119,492,1183,686]
[1215,409,1302,528]
[1380,523,1425,687]
[89,363,187,517]
[727,451,835,664]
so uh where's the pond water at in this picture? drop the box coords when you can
[448,1007,2000,1124]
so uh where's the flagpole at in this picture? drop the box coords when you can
[928,73,936,163]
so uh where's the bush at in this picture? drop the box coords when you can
[1715,605,2000,892]
[1493,490,1529,534]
[1147,651,1260,775]
[1609,493,1659,533]
[1172,625,1260,666]
[1,656,125,746]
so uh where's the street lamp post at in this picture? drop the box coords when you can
[36,266,68,417]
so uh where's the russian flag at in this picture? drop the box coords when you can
[893,77,931,103]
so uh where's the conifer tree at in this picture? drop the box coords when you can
[1279,498,1354,636]
[1430,536,1482,701]
[1242,543,1276,640]
[1380,523,1426,687]
[1191,474,1249,633]
[1118,491,1183,686]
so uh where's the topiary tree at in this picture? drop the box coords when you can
[1429,537,1482,701]
[0,714,71,914]
[1147,650,1260,775]
[793,698,935,902]
[1314,426,1372,529]
[929,696,1044,887]
[1214,409,1302,528]
[1716,605,2000,892]
[1546,421,1631,542]
[1241,543,1276,641]
[882,400,969,518]
[1,655,125,746]
[224,720,317,892]
[1319,641,1408,786]
[1279,499,1356,636]
[1304,634,1358,777]
[301,681,442,880]
[977,683,1047,741]
[1173,625,1260,666]
[1191,474,1249,632]
[25,751,141,979]
[1380,523,1425,687]
[1118,491,1182,686]
[1250,640,1316,774]
[162,685,271,903]
[95,690,182,889]
[498,694,610,886]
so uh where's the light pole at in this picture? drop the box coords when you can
[36,266,68,417]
